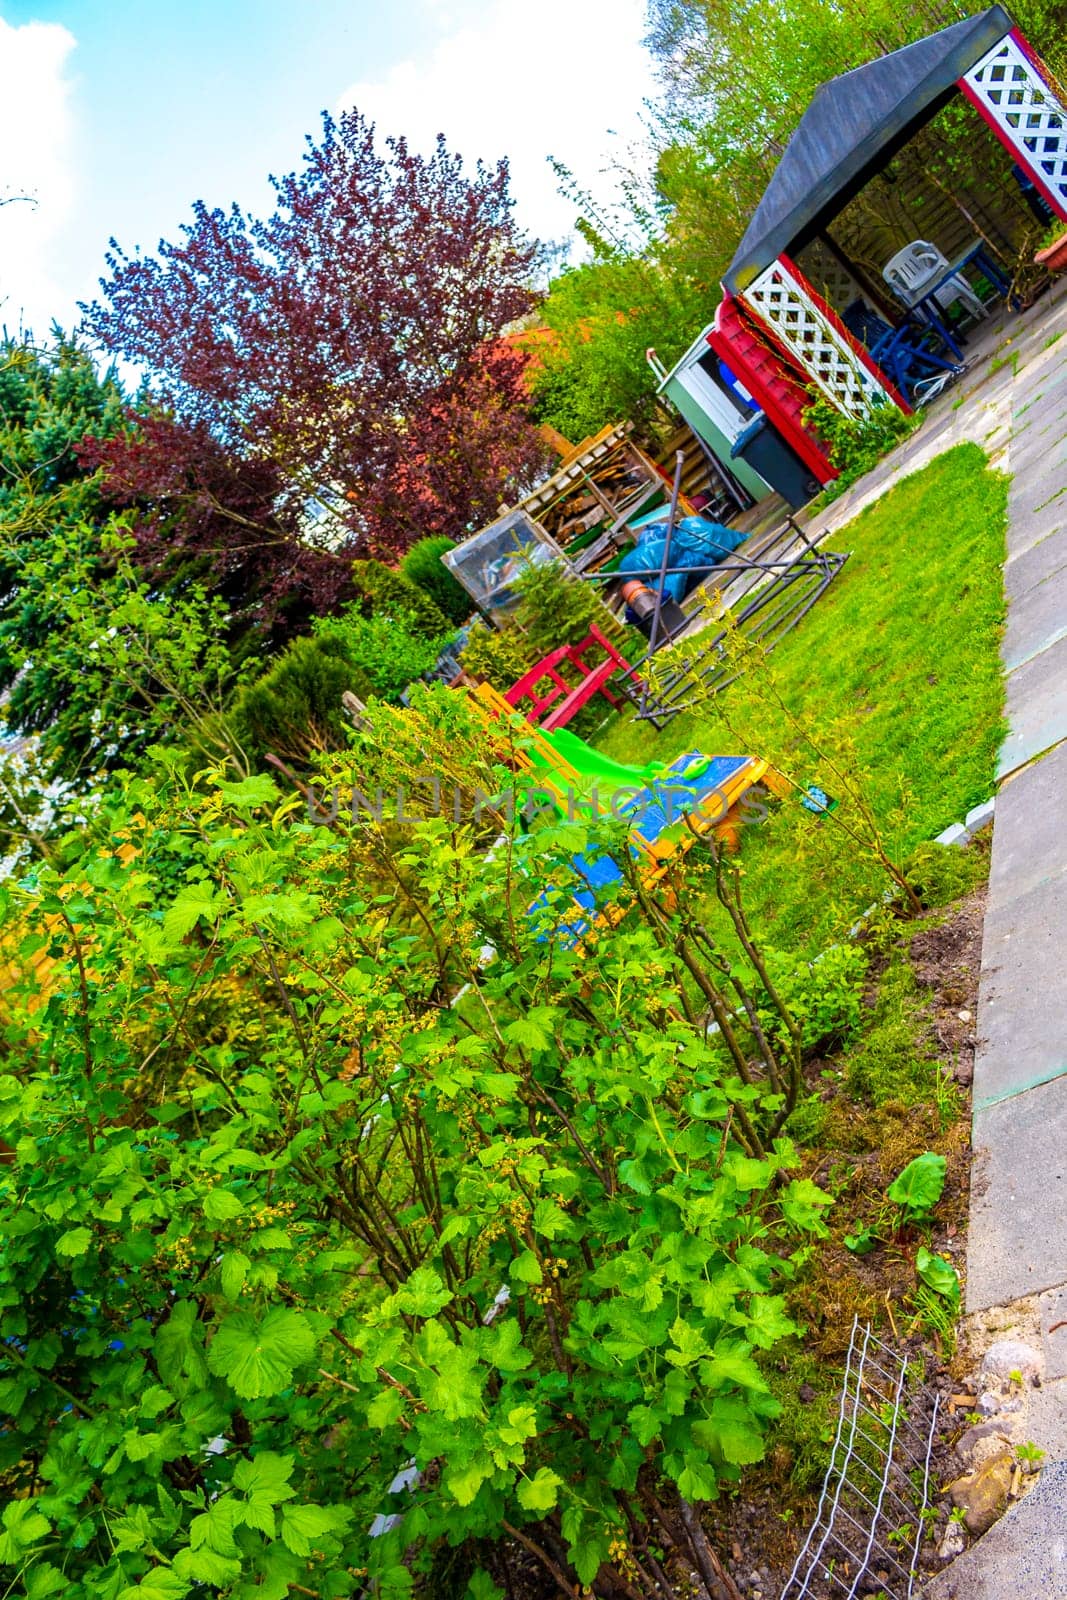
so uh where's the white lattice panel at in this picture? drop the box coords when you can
[741,261,889,418]
[964,33,1067,213]
[799,238,864,316]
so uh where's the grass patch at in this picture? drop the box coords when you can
[597,444,1007,953]
[1045,330,1063,349]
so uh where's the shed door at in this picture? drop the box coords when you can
[678,356,749,442]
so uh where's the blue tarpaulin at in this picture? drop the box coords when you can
[617,515,749,603]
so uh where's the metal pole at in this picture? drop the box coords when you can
[639,450,684,720]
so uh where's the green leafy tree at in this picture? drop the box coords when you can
[234,632,373,766]
[400,536,471,627]
[349,558,451,641]
[531,251,708,443]
[0,338,125,763]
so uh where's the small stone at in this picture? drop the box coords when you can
[958,1425,1015,1467]
[949,1447,1015,1534]
[956,1420,1007,1458]
[937,1519,967,1560]
[797,1383,817,1404]
[977,1390,1001,1415]
[957,1009,972,1022]
[981,1338,1043,1384]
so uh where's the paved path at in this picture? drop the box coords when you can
[964,288,1067,1344]
[924,283,1067,1598]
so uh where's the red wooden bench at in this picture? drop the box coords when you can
[504,625,643,731]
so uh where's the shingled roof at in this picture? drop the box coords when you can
[724,6,1014,293]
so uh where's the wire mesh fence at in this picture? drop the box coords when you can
[780,1318,941,1600]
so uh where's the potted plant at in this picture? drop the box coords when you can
[1035,215,1067,273]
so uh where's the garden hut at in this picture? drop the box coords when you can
[709,4,1067,482]
[648,327,772,503]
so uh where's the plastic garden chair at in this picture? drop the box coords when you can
[882,240,986,321]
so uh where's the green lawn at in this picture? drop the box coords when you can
[596,443,1008,954]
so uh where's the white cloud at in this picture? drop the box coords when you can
[0,15,78,339]
[336,0,658,254]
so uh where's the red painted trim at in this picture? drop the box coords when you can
[956,33,1067,221]
[708,297,837,482]
[778,253,912,414]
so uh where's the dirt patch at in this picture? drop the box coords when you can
[910,885,986,1087]
[706,886,989,1597]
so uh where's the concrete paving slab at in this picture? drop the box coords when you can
[1040,1285,1067,1382]
[973,872,1067,1107]
[1004,494,1067,563]
[926,1459,1067,1600]
[1020,1373,1067,1463]
[1002,553,1067,671]
[988,742,1067,905]
[1004,520,1067,602]
[967,1075,1067,1312]
[1006,444,1067,495]
[997,630,1067,777]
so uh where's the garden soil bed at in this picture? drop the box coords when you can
[706,881,988,1600]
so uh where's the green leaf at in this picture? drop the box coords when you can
[25,1565,65,1600]
[154,1300,209,1390]
[204,1188,244,1222]
[174,1547,243,1585]
[745,1295,798,1350]
[117,1573,190,1600]
[627,1403,661,1447]
[729,1156,774,1192]
[531,1199,570,1239]
[232,1450,296,1533]
[845,1228,878,1255]
[279,1503,350,1557]
[220,1250,250,1302]
[55,1226,91,1257]
[664,1316,708,1367]
[163,883,224,941]
[367,1387,404,1429]
[510,1250,542,1285]
[778,1176,833,1233]
[0,1500,50,1561]
[498,1403,537,1447]
[888,1152,946,1218]
[207,1309,316,1399]
[916,1247,960,1306]
[396,1265,452,1317]
[216,774,281,809]
[446,1456,491,1507]
[465,1573,504,1600]
[694,1396,767,1466]
[517,1467,562,1512]
[700,1343,768,1393]
[676,1451,719,1501]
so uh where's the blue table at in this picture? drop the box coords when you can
[894,242,1012,361]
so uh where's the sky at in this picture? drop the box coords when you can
[0,0,660,343]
